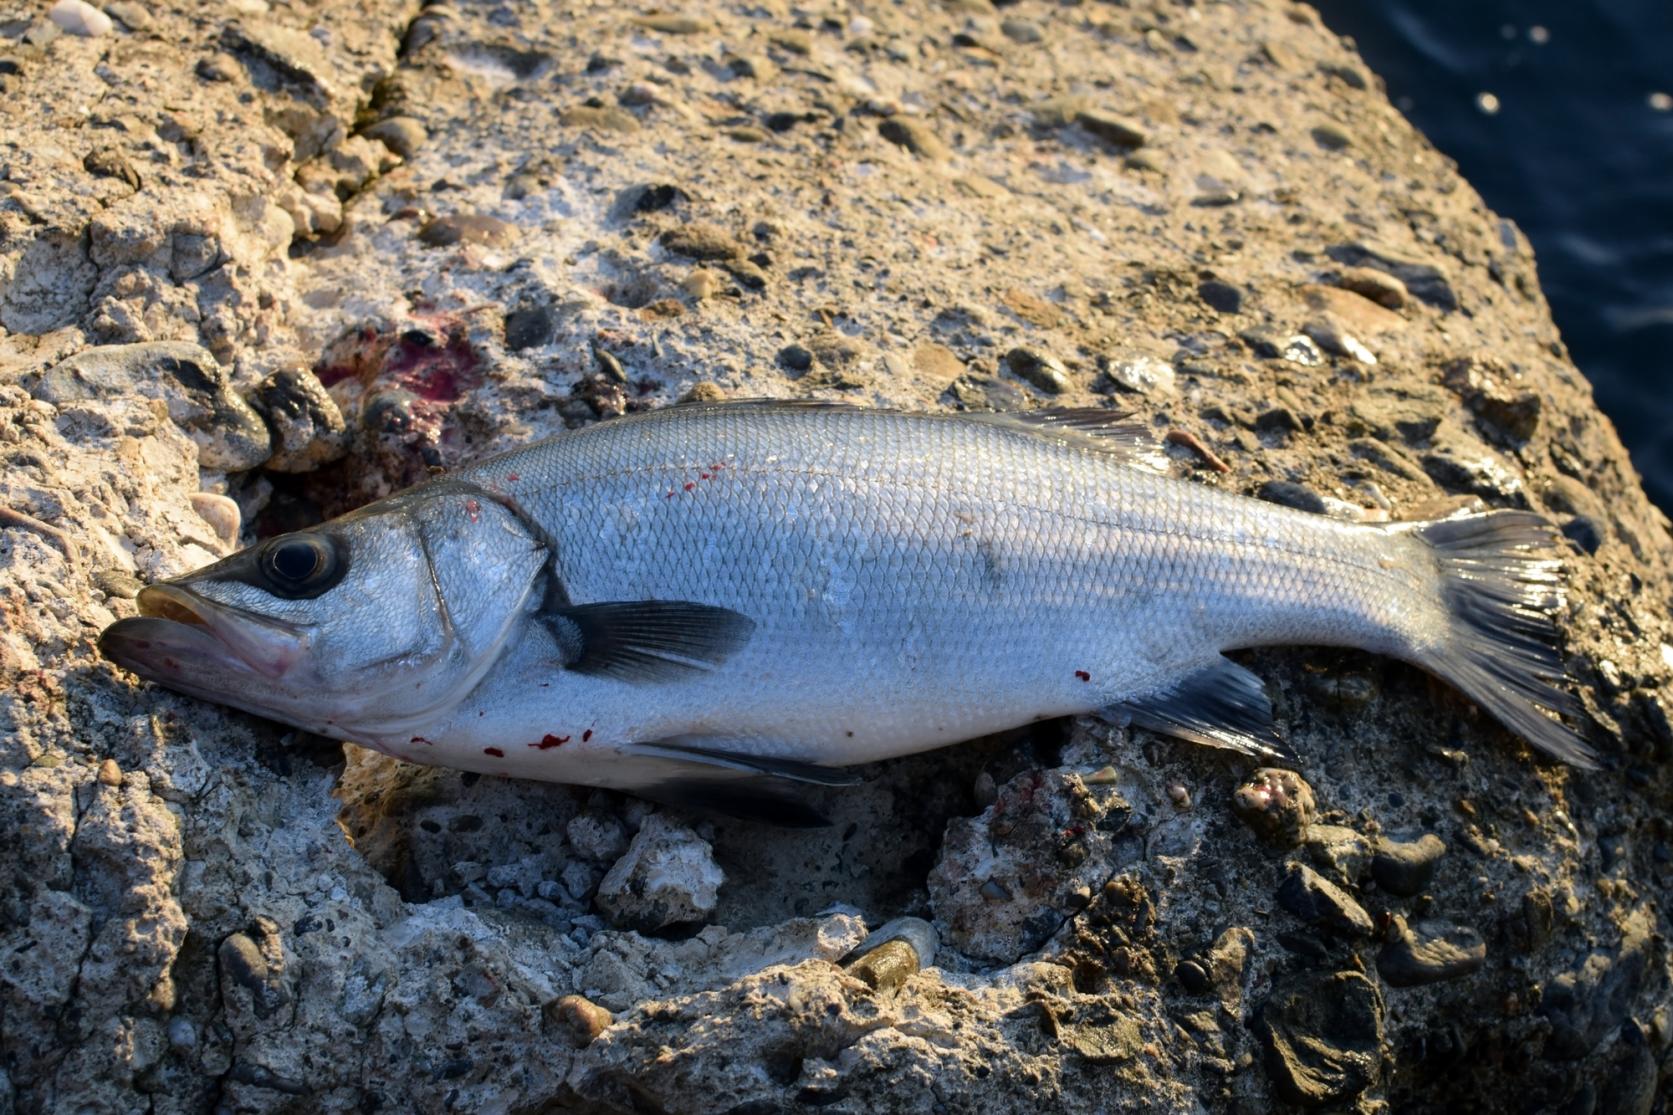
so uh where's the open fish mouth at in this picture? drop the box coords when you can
[99,584,305,683]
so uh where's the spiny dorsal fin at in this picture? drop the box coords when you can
[1104,656,1298,762]
[545,600,755,683]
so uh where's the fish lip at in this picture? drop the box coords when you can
[100,584,305,681]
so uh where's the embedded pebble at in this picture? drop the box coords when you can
[248,368,351,473]
[1002,347,1071,394]
[1377,916,1486,987]
[553,994,612,1045]
[362,116,428,159]
[419,214,519,249]
[594,814,722,931]
[846,939,919,992]
[660,224,745,261]
[1276,862,1373,937]
[1076,109,1148,148]
[188,493,241,551]
[49,0,112,37]
[1336,266,1408,309]
[878,117,950,161]
[1371,834,1447,897]
[1257,970,1385,1105]
[1197,280,1243,314]
[1104,355,1175,395]
[1232,768,1316,847]
[1303,319,1377,363]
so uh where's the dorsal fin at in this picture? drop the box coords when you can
[658,399,1169,472]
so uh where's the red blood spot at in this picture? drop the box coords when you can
[581,729,593,742]
[531,734,570,750]
[1075,670,1091,682]
[505,472,520,482]
[683,482,695,492]
[483,747,504,757]
[410,736,435,746]
[465,498,481,523]
[699,472,711,480]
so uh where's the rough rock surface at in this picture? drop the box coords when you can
[2,1,1671,1112]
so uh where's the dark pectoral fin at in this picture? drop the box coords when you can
[1105,656,1298,762]
[545,600,755,682]
[640,775,833,828]
[625,738,862,787]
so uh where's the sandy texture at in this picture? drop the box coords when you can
[2,1,1670,1111]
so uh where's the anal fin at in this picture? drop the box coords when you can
[1104,656,1297,762]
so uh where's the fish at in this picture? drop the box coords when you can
[98,401,1595,824]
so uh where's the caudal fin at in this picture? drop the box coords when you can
[1412,512,1597,768]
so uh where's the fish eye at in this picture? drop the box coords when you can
[257,533,344,598]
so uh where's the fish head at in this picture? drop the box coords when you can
[98,483,548,738]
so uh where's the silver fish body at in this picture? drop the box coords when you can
[99,403,1593,821]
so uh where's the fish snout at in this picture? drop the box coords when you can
[99,584,304,681]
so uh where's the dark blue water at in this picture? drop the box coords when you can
[1314,1,1673,512]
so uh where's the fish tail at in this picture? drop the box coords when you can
[1408,511,1597,767]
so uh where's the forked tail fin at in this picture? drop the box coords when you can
[1411,511,1597,768]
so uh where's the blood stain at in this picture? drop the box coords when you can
[581,729,593,742]
[683,482,695,492]
[532,734,570,750]
[465,498,481,523]
[506,472,520,482]
[1075,670,1091,682]
[483,747,505,757]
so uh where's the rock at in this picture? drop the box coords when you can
[553,994,613,1045]
[1442,358,1543,443]
[595,815,723,931]
[659,223,745,261]
[560,105,641,133]
[1002,347,1071,394]
[1336,266,1408,309]
[247,368,351,473]
[82,148,141,191]
[1103,355,1175,395]
[1376,916,1486,987]
[630,14,710,34]
[1000,18,1044,44]
[777,343,815,373]
[1076,109,1148,148]
[910,341,966,386]
[49,0,112,37]
[1276,862,1374,936]
[1541,907,1655,1059]
[32,342,272,471]
[1371,833,1446,897]
[1232,769,1316,847]
[1311,122,1353,151]
[846,939,919,991]
[1326,242,1460,311]
[1304,824,1375,885]
[1197,279,1242,314]
[362,115,428,159]
[612,183,689,220]
[1257,971,1385,1105]
[879,117,951,161]
[1258,480,1326,514]
[1421,435,1526,503]
[503,301,558,351]
[418,214,519,249]
[1302,318,1377,363]
[567,812,629,863]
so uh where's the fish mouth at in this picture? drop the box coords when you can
[99,584,305,683]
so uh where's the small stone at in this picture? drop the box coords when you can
[879,117,950,161]
[1000,18,1044,43]
[680,382,727,404]
[1563,515,1604,554]
[97,758,122,786]
[552,994,612,1045]
[503,302,558,351]
[659,224,745,261]
[1257,971,1385,1105]
[613,183,688,220]
[1277,863,1374,937]
[1175,959,1211,994]
[725,53,776,82]
[104,2,151,32]
[1377,916,1486,987]
[189,493,242,550]
[362,116,427,159]
[1371,834,1446,897]
[1197,280,1242,314]
[594,814,722,931]
[1304,824,1376,884]
[679,270,722,300]
[846,938,920,992]
[1076,109,1148,148]
[35,342,271,472]
[83,147,141,191]
[419,214,519,249]
[630,14,710,34]
[1003,347,1071,394]
[1442,358,1542,443]
[559,105,641,133]
[1326,243,1459,311]
[770,29,811,54]
[49,0,112,37]
[1105,355,1175,395]
[248,369,351,473]
[1232,768,1316,847]
[1303,319,1377,364]
[1311,123,1353,151]
[1258,481,1326,514]
[1336,266,1408,310]
[910,342,965,386]
[719,258,768,290]
[1420,437,1525,503]
[777,344,815,373]
[945,374,1027,411]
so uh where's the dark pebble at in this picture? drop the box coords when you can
[1076,109,1148,148]
[1254,406,1304,435]
[1197,280,1242,314]
[1257,481,1326,514]
[1175,959,1211,994]
[504,302,557,351]
[248,368,350,473]
[1371,834,1446,897]
[1376,916,1486,987]
[1276,862,1374,937]
[1326,243,1459,312]
[83,146,141,190]
[659,224,745,261]
[878,117,950,161]
[944,374,1027,411]
[777,344,814,373]
[419,214,518,249]
[1002,347,1071,394]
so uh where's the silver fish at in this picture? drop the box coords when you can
[99,402,1593,823]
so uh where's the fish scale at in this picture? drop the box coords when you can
[100,401,1595,825]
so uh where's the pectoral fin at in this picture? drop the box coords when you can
[1104,656,1297,762]
[544,600,755,682]
[624,737,862,787]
